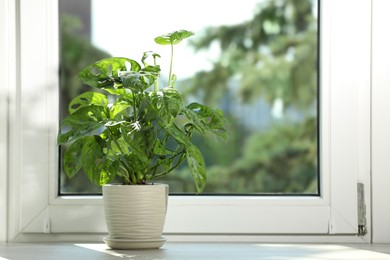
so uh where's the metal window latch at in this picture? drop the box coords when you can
[357,183,367,236]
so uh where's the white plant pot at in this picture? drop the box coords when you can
[102,183,168,249]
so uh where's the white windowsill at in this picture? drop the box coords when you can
[1,242,390,260]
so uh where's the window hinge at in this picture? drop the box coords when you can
[357,183,367,236]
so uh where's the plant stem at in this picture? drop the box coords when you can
[168,44,174,87]
[154,152,186,178]
[152,146,186,176]
[153,55,159,92]
[108,129,132,183]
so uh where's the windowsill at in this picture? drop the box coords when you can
[1,242,390,259]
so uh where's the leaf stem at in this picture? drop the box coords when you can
[108,128,133,183]
[168,44,174,87]
[152,150,186,179]
[153,55,159,92]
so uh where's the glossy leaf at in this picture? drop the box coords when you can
[103,87,127,96]
[120,66,159,92]
[63,137,86,178]
[79,57,141,89]
[77,136,118,185]
[185,102,227,139]
[154,30,194,45]
[80,136,105,184]
[166,124,190,146]
[110,101,131,118]
[186,143,207,193]
[57,105,108,144]
[141,51,161,67]
[162,88,184,117]
[153,139,175,156]
[69,92,108,114]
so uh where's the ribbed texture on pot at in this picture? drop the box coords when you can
[102,184,168,240]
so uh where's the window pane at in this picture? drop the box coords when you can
[59,0,319,195]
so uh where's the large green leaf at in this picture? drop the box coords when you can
[103,87,128,96]
[127,126,157,158]
[186,143,207,193]
[110,101,131,118]
[120,66,159,92]
[63,137,87,179]
[79,57,141,89]
[148,89,184,127]
[154,30,194,45]
[80,136,117,185]
[162,88,184,118]
[185,102,227,139]
[153,139,175,156]
[57,105,108,144]
[68,92,108,114]
[157,156,174,172]
[80,136,104,184]
[166,123,190,145]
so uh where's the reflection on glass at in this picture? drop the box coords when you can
[59,0,319,195]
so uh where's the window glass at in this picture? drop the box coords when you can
[59,0,319,195]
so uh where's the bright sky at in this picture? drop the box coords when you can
[91,0,262,80]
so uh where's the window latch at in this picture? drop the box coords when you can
[357,183,367,236]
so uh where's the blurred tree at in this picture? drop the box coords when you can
[188,0,317,112]
[162,0,318,194]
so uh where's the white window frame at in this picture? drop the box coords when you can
[4,0,390,243]
[371,0,390,243]
[0,0,13,243]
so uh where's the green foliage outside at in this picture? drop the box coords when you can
[159,0,318,194]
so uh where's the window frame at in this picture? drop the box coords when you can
[0,0,13,243]
[371,0,390,243]
[3,0,379,243]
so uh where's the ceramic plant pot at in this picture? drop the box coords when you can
[102,183,168,249]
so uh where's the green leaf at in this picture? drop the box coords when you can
[186,143,207,193]
[119,126,155,167]
[142,64,161,75]
[63,137,87,178]
[133,127,157,156]
[110,101,131,118]
[120,68,158,92]
[166,124,190,145]
[153,139,175,156]
[157,156,175,173]
[141,51,161,67]
[80,136,117,185]
[102,87,128,96]
[57,105,108,144]
[185,102,227,139]
[80,136,104,184]
[154,30,194,45]
[149,88,184,126]
[69,92,108,114]
[79,57,141,89]
[162,88,184,118]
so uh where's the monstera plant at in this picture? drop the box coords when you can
[57,30,226,249]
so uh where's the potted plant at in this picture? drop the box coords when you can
[57,30,226,249]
